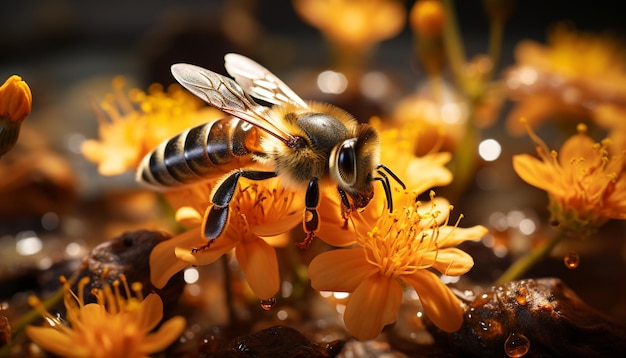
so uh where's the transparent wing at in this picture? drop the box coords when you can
[224,53,309,109]
[171,63,293,144]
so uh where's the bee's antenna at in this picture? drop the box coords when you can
[374,170,394,212]
[376,164,406,190]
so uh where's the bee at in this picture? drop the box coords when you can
[137,53,404,251]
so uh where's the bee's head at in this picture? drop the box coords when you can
[329,124,380,209]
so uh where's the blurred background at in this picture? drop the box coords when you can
[1,0,625,334]
[2,0,624,196]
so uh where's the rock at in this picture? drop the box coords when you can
[201,325,343,358]
[429,278,626,357]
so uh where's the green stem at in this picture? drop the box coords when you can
[0,287,64,357]
[440,0,467,89]
[495,231,567,285]
[486,18,504,80]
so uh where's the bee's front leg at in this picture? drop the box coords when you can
[194,169,277,253]
[337,187,352,230]
[298,177,319,249]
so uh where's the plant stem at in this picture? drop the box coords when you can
[495,231,566,285]
[486,18,505,80]
[0,287,64,357]
[441,0,467,89]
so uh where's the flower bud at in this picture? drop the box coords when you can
[0,75,32,123]
[410,0,446,38]
[0,75,32,157]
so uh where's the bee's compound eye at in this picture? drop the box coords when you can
[337,139,357,186]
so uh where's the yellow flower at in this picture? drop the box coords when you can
[26,276,186,358]
[150,178,304,300]
[293,0,405,47]
[309,191,487,340]
[504,24,626,135]
[513,121,626,237]
[377,121,453,191]
[0,75,32,157]
[81,76,223,175]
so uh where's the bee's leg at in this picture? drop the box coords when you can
[337,188,351,229]
[298,177,319,249]
[193,169,277,253]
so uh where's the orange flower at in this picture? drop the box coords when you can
[504,24,626,135]
[0,75,31,123]
[309,190,487,340]
[410,0,446,38]
[0,75,32,157]
[150,178,304,300]
[513,121,626,237]
[81,77,223,175]
[26,276,185,358]
[293,0,405,47]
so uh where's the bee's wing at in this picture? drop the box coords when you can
[224,53,309,109]
[171,63,294,143]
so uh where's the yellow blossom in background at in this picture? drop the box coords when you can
[410,0,446,38]
[26,276,185,358]
[150,178,304,300]
[309,190,487,340]
[292,0,405,47]
[81,77,223,175]
[592,103,626,154]
[0,75,32,157]
[504,23,626,135]
[513,121,626,237]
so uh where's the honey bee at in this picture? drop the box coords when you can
[137,54,403,251]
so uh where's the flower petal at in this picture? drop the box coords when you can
[343,274,402,340]
[403,270,464,332]
[427,247,475,276]
[150,230,201,289]
[140,316,187,355]
[174,206,203,227]
[235,238,280,300]
[26,327,91,357]
[252,210,302,237]
[136,294,164,333]
[437,225,488,248]
[308,248,378,292]
[513,154,566,196]
[559,132,597,165]
[174,233,238,266]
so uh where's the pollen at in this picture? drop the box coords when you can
[234,182,300,228]
[359,192,441,279]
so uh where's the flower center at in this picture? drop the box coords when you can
[359,195,441,279]
[229,181,301,241]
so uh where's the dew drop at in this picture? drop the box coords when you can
[504,332,530,357]
[549,219,560,228]
[260,297,276,310]
[514,287,528,305]
[563,251,580,269]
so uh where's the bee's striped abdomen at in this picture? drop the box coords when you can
[137,116,261,188]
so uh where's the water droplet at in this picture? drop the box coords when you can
[260,297,276,310]
[514,287,528,305]
[504,332,530,357]
[564,251,580,269]
[549,219,560,228]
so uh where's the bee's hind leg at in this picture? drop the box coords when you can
[192,169,277,253]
